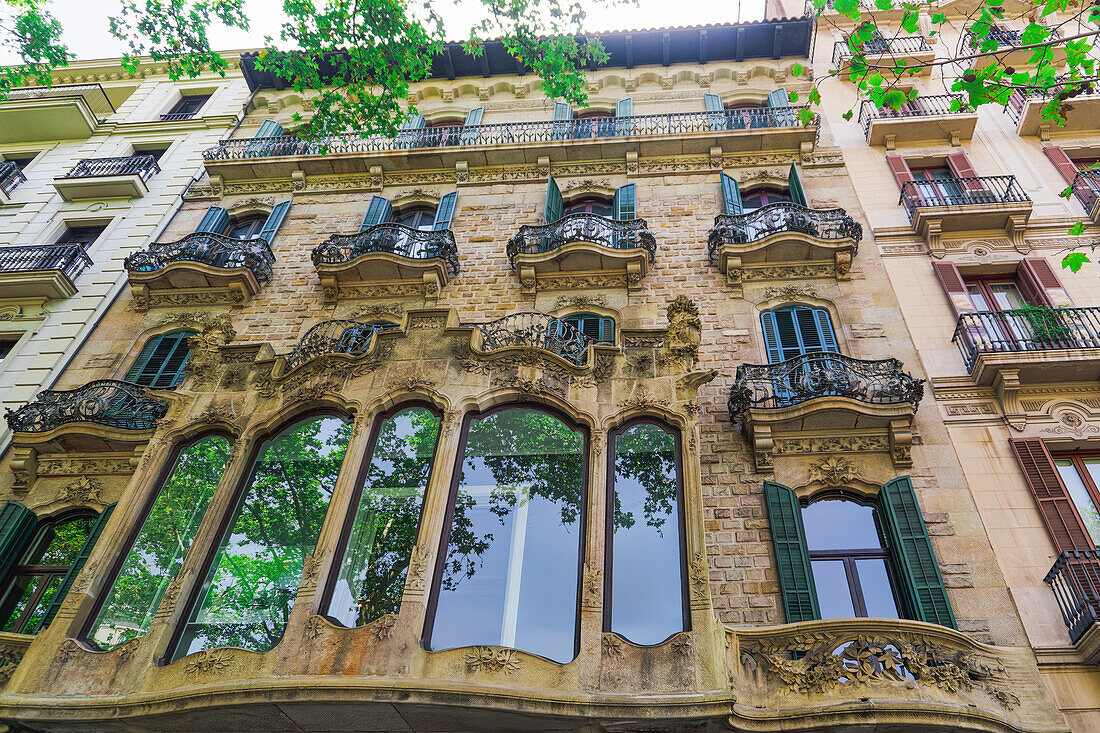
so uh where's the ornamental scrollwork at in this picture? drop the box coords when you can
[183,649,234,675]
[465,647,521,675]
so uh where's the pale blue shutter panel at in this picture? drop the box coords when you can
[434,192,458,231]
[814,309,839,352]
[768,88,795,127]
[460,107,484,145]
[615,97,634,135]
[360,196,392,231]
[788,163,808,206]
[721,174,743,216]
[553,103,573,120]
[767,88,791,107]
[705,93,726,131]
[40,504,116,629]
[195,206,229,234]
[545,175,564,224]
[396,113,425,148]
[255,120,284,138]
[613,184,636,220]
[552,102,573,140]
[258,201,290,243]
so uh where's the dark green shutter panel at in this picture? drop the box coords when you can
[126,331,195,388]
[763,482,820,623]
[258,201,290,243]
[434,192,458,231]
[760,311,785,364]
[613,184,636,220]
[195,206,229,234]
[0,502,37,587]
[721,173,743,216]
[40,504,116,629]
[788,163,808,206]
[545,175,564,224]
[460,107,484,145]
[255,119,284,138]
[360,196,392,232]
[879,477,956,628]
[598,317,615,343]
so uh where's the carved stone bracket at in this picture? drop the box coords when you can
[994,369,1026,431]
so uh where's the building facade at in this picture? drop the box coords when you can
[0,10,1093,732]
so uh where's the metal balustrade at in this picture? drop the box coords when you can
[203,107,817,160]
[831,35,932,68]
[953,307,1100,369]
[123,232,275,285]
[160,112,197,121]
[707,202,861,262]
[312,223,460,276]
[898,176,1029,220]
[4,380,169,433]
[284,320,396,372]
[858,94,970,137]
[0,244,92,281]
[1045,550,1100,643]
[471,313,592,366]
[1005,81,1098,122]
[63,154,160,181]
[1069,170,1100,213]
[967,27,1060,49]
[0,161,26,196]
[506,213,656,269]
[727,352,924,423]
[4,83,115,118]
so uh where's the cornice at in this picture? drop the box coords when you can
[98,114,242,136]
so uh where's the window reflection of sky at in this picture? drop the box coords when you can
[803,500,881,551]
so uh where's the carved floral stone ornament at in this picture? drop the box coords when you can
[183,649,235,675]
[58,476,104,504]
[602,634,625,657]
[808,455,860,487]
[465,646,521,674]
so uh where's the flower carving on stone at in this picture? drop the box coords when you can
[465,646,521,674]
[602,635,624,657]
[809,456,860,487]
[184,649,234,675]
[58,476,103,504]
[305,615,326,640]
[370,614,397,641]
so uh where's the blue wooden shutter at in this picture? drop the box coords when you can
[613,184,636,220]
[126,331,195,388]
[615,97,634,135]
[760,311,785,364]
[767,88,791,108]
[768,88,795,127]
[813,309,839,352]
[195,206,229,234]
[788,163,808,206]
[401,114,426,130]
[434,192,458,231]
[258,201,290,243]
[360,196,392,232]
[396,113,425,148]
[255,119,284,138]
[545,175,564,224]
[763,482,820,623]
[704,93,726,131]
[565,314,614,343]
[40,504,116,629]
[460,107,484,145]
[721,173,743,216]
[879,477,956,628]
[0,502,37,588]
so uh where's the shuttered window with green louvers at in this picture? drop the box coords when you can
[125,330,197,388]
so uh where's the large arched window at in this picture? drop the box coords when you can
[168,415,351,661]
[83,434,231,649]
[426,406,586,663]
[607,420,687,644]
[321,405,442,627]
[125,330,196,388]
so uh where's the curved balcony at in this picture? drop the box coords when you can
[125,233,274,310]
[707,203,861,290]
[53,154,160,201]
[282,320,395,373]
[506,213,655,293]
[311,223,459,302]
[471,312,592,366]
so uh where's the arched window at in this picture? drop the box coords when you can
[125,330,196,388]
[564,195,613,218]
[392,207,437,231]
[321,405,442,627]
[562,313,615,344]
[607,421,687,644]
[426,407,586,663]
[169,415,351,661]
[740,186,792,212]
[760,306,838,363]
[224,215,267,240]
[83,434,231,649]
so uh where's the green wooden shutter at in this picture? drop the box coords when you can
[598,317,615,343]
[194,206,229,234]
[721,173,743,216]
[0,502,37,587]
[545,175,564,224]
[760,311,785,364]
[460,107,484,145]
[788,163,808,206]
[255,120,284,138]
[434,192,458,231]
[258,201,290,243]
[40,504,116,629]
[360,196,392,232]
[879,477,956,628]
[126,331,195,388]
[613,184,636,220]
[763,482,820,623]
[704,93,726,131]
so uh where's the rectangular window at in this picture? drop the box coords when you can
[0,340,15,364]
[164,94,210,119]
[55,225,107,247]
[4,155,37,171]
[1052,454,1100,546]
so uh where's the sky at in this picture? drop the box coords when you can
[41,0,768,62]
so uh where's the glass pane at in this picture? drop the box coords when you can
[326,407,441,627]
[17,575,64,634]
[430,408,584,663]
[87,435,231,649]
[989,283,1028,311]
[173,417,350,660]
[22,515,96,565]
[855,558,900,618]
[0,574,47,632]
[802,500,882,551]
[810,560,856,619]
[965,284,990,312]
[1056,460,1100,545]
[610,423,684,645]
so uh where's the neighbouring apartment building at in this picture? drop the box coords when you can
[0,7,1095,732]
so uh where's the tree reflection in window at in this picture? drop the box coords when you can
[428,407,585,663]
[171,416,350,660]
[324,406,441,627]
[608,421,686,645]
[84,435,230,649]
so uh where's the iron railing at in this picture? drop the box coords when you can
[160,112,197,121]
[727,352,924,423]
[284,320,396,372]
[312,223,460,276]
[953,307,1100,369]
[0,161,26,196]
[858,94,970,137]
[471,313,592,366]
[898,176,1029,220]
[507,213,656,269]
[967,27,1061,50]
[707,202,862,262]
[63,154,160,181]
[1069,170,1100,213]
[0,244,92,281]
[4,380,168,433]
[831,35,932,68]
[1045,550,1100,644]
[124,232,275,285]
[203,107,817,161]
[4,83,115,118]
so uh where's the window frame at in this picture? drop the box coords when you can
[1050,451,1100,546]
[223,215,268,240]
[563,196,614,218]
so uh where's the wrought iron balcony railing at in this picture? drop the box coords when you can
[953,307,1100,369]
[203,107,818,161]
[706,202,862,261]
[831,35,932,68]
[967,27,1060,49]
[727,352,924,423]
[63,154,160,181]
[1069,169,1100,212]
[124,232,275,285]
[898,176,1029,220]
[0,244,92,281]
[284,320,396,372]
[858,94,970,137]
[0,160,26,196]
[471,313,592,366]
[160,112,197,121]
[311,223,460,276]
[1045,550,1100,644]
[4,380,169,433]
[1005,79,1097,122]
[506,213,656,269]
[4,83,115,118]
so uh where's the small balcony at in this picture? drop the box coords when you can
[124,233,275,311]
[966,27,1065,69]
[53,154,160,201]
[278,320,396,375]
[1006,83,1100,137]
[311,223,459,302]
[0,244,92,301]
[506,213,655,293]
[899,176,1031,252]
[1069,169,1100,224]
[0,160,27,202]
[471,313,593,366]
[858,95,977,146]
[0,84,114,143]
[707,203,861,291]
[832,35,935,78]
[728,352,923,470]
[1046,550,1100,661]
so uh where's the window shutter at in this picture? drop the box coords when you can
[704,93,726,131]
[460,107,484,145]
[721,173,743,216]
[787,163,808,206]
[1043,146,1081,186]
[258,201,290,244]
[598,317,615,343]
[931,261,976,316]
[40,504,116,629]
[763,481,820,623]
[194,206,229,235]
[812,309,839,352]
[615,98,634,135]
[760,311,786,364]
[125,336,163,383]
[613,184,636,220]
[945,150,979,180]
[360,196,393,232]
[400,114,426,130]
[1010,439,1095,552]
[434,192,458,231]
[768,88,795,127]
[396,113,425,149]
[545,175,564,224]
[255,120,284,138]
[767,87,791,107]
[879,477,956,628]
[553,102,573,121]
[0,502,37,587]
[551,102,573,141]
[127,331,195,388]
[1019,257,1071,307]
[463,107,484,126]
[616,98,634,118]
[886,155,916,192]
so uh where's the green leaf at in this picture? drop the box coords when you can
[808,88,822,104]
[792,62,804,77]
[931,12,946,23]
[901,10,919,33]
[842,109,854,120]
[1063,252,1090,272]
[1069,222,1087,236]
[788,91,799,101]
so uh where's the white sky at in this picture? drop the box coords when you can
[42,0,767,62]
